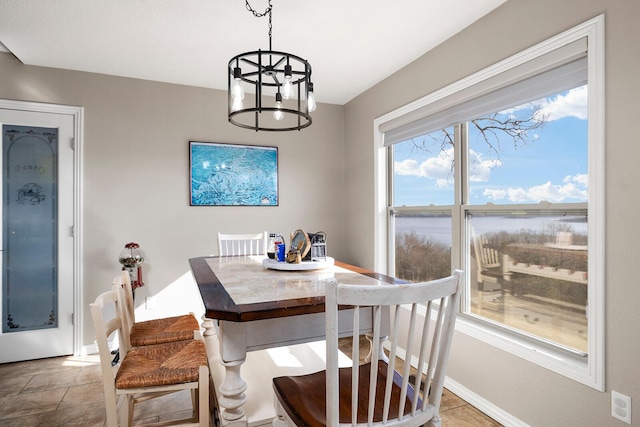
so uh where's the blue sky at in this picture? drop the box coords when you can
[393,85,588,206]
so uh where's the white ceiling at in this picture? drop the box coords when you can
[0,0,505,105]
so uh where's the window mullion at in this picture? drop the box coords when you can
[458,122,469,205]
[452,123,466,272]
[387,147,395,275]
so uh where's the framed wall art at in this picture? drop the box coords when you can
[189,141,278,206]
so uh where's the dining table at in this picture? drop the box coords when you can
[188,255,405,426]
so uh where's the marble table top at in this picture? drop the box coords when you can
[190,255,404,322]
[204,255,390,305]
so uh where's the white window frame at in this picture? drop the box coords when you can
[373,15,604,390]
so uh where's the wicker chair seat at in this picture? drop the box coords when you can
[115,339,208,389]
[129,314,200,347]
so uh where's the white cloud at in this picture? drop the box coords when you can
[469,150,502,182]
[502,85,587,122]
[537,86,587,121]
[394,147,455,187]
[564,173,588,186]
[483,173,588,203]
[395,148,500,186]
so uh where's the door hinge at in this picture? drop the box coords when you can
[70,137,75,150]
[70,225,75,237]
[71,313,74,325]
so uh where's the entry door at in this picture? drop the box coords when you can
[0,105,75,363]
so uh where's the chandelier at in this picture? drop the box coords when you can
[228,0,315,131]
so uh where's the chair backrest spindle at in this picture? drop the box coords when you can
[217,231,268,256]
[325,270,463,427]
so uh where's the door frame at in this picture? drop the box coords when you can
[0,99,83,357]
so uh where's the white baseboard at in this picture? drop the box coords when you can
[443,376,531,427]
[388,339,529,427]
[82,343,98,355]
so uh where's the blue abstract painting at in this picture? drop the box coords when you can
[190,141,278,206]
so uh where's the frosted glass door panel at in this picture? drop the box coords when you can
[2,125,57,333]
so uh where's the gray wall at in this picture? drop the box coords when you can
[344,0,639,425]
[0,52,346,345]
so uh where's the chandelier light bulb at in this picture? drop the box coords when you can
[232,67,245,101]
[232,80,244,100]
[307,82,316,113]
[282,79,293,100]
[282,65,293,99]
[231,96,243,112]
[273,93,284,121]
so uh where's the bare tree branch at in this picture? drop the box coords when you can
[470,107,548,157]
[404,106,548,161]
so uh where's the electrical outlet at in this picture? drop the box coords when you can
[612,390,631,424]
[145,296,156,310]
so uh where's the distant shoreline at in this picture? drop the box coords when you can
[396,215,587,246]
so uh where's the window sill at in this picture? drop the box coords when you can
[455,314,602,390]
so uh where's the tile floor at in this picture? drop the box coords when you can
[0,353,502,426]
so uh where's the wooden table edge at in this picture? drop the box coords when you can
[189,256,407,322]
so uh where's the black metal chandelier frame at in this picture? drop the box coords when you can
[228,0,314,132]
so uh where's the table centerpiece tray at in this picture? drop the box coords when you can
[262,257,335,271]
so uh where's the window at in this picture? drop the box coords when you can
[374,16,604,389]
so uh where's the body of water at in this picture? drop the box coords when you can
[395,215,587,246]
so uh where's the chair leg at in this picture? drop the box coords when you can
[425,414,442,427]
[272,414,289,427]
[104,391,119,427]
[272,397,290,427]
[120,394,134,427]
[199,365,210,427]
[191,388,197,418]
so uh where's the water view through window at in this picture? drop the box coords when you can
[393,212,588,353]
[391,83,589,353]
[468,213,587,353]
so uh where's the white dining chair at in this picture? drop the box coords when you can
[217,231,268,256]
[272,270,463,427]
[90,281,210,427]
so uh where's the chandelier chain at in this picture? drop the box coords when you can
[245,0,273,49]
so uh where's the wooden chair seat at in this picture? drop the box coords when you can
[115,339,208,389]
[273,361,417,427]
[129,314,200,347]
